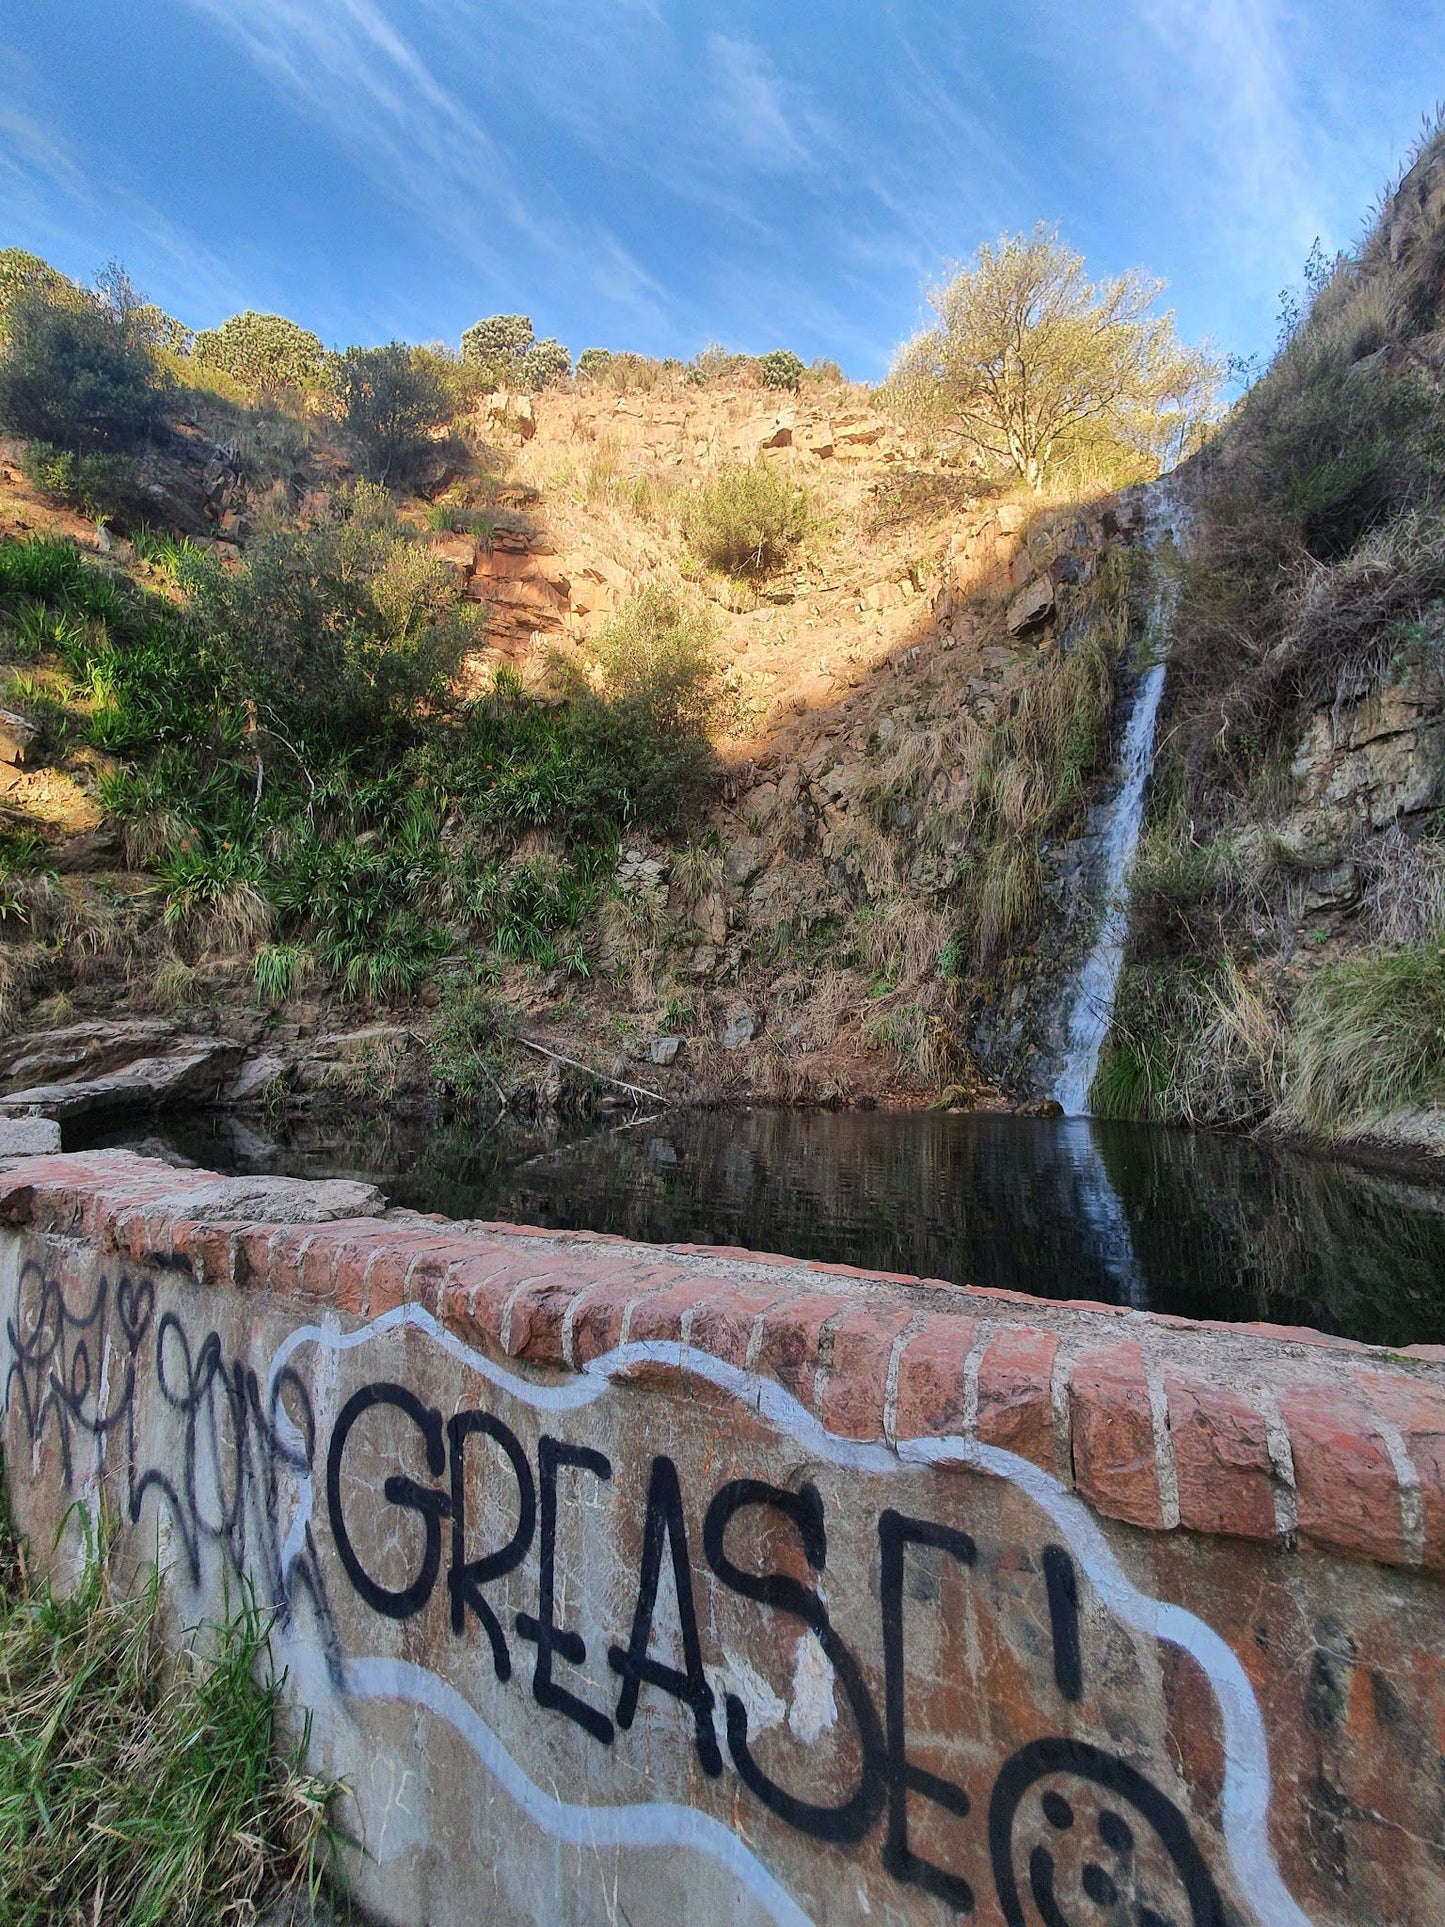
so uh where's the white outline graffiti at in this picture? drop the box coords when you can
[268,1304,1313,1927]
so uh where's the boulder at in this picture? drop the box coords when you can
[0,1116,62,1157]
[161,1175,385,1224]
[1291,680,1445,829]
[648,1037,682,1067]
[0,707,39,767]
[721,1009,757,1050]
[1007,575,1056,636]
[722,836,768,890]
[0,1019,181,1090]
[227,1053,288,1104]
[0,1040,245,1123]
[51,825,126,874]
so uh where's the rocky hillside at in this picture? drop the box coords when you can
[3,124,1445,1161]
[0,342,1141,1128]
[1090,126,1445,1154]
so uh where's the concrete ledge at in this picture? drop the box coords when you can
[4,1148,1442,1572]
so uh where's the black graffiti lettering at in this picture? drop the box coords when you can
[448,1409,536,1681]
[988,1737,1227,1927]
[1042,1545,1083,1704]
[516,1435,615,1745]
[6,1261,1234,1914]
[7,1262,341,1677]
[327,1382,449,1620]
[878,1508,977,1910]
[703,1478,886,1845]
[608,1454,722,1776]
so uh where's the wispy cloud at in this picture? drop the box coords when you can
[0,46,245,321]
[704,34,832,174]
[5,0,1432,372]
[180,0,555,276]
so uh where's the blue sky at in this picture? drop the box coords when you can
[2,2,1442,380]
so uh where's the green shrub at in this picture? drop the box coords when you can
[576,348,613,381]
[759,349,804,391]
[186,480,481,751]
[192,311,326,393]
[460,312,534,367]
[0,291,164,452]
[333,340,454,480]
[569,586,721,831]
[19,441,147,522]
[1277,946,1445,1136]
[679,463,808,576]
[519,338,570,389]
[459,312,572,390]
[431,965,517,1098]
[0,249,81,333]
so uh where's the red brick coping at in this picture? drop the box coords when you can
[4,1150,1444,1573]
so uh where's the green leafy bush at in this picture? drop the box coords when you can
[431,964,517,1097]
[519,337,571,388]
[0,291,164,451]
[576,347,613,381]
[458,314,571,391]
[0,249,83,336]
[333,340,455,480]
[192,310,326,393]
[19,441,146,522]
[679,463,808,576]
[186,480,481,751]
[759,349,804,391]
[461,312,534,366]
[568,587,721,832]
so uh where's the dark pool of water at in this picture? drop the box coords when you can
[79,1104,1445,1350]
[78,1102,1445,1356]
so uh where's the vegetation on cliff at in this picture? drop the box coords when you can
[887,224,1223,492]
[1097,117,1445,1139]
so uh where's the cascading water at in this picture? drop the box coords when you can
[1053,483,1187,1116]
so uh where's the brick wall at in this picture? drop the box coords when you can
[4,1148,1443,1926]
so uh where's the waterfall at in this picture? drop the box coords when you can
[1053,485,1185,1117]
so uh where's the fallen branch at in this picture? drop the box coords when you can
[517,1037,667,1106]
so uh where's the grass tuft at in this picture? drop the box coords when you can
[0,1491,341,1926]
[1277,945,1445,1137]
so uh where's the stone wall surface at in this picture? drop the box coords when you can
[2,1149,1444,1926]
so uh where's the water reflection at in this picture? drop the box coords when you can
[86,1106,1445,1349]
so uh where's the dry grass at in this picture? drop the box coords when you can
[1359,823,1445,946]
[1093,954,1286,1127]
[594,889,670,1002]
[1275,945,1445,1136]
[0,1501,340,1927]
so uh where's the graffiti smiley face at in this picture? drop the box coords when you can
[988,1739,1227,1927]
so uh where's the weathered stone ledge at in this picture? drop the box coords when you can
[4,1148,1442,1574]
